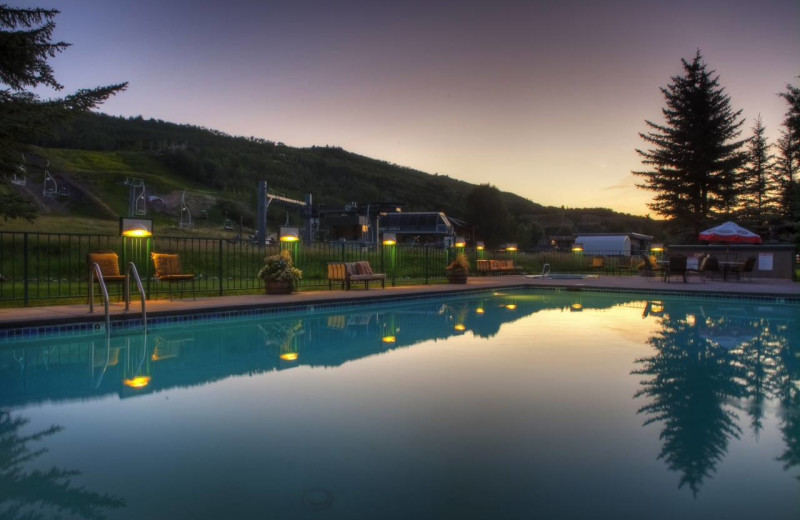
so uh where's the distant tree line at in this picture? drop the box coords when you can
[635,50,799,243]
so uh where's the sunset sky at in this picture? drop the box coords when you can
[27,0,800,215]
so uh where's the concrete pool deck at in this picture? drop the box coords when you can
[1,274,798,330]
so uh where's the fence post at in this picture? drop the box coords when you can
[218,239,224,296]
[424,246,429,285]
[23,233,29,306]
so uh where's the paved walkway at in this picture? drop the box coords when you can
[1,275,797,330]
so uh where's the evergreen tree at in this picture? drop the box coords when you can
[740,115,776,225]
[0,4,127,220]
[634,51,747,238]
[465,184,515,249]
[775,82,800,221]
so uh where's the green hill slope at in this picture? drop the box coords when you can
[11,112,663,242]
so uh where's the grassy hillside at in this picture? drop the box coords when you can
[5,112,665,242]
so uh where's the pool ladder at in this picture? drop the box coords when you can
[89,262,147,333]
[541,263,551,278]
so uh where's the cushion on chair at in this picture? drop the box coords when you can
[152,253,183,279]
[88,253,121,277]
[356,261,374,275]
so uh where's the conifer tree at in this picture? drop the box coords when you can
[775,82,799,221]
[741,115,776,224]
[0,4,127,220]
[634,51,747,238]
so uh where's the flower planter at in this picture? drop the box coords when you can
[265,279,293,294]
[446,270,468,284]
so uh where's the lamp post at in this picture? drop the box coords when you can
[120,217,153,297]
[280,226,300,263]
[382,233,397,286]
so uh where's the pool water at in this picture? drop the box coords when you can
[1,290,798,519]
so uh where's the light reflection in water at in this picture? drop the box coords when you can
[0,291,797,518]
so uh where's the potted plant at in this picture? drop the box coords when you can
[258,250,302,294]
[446,253,469,284]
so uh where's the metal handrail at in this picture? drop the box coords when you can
[125,262,147,330]
[89,262,111,333]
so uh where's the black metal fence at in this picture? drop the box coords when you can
[0,231,646,305]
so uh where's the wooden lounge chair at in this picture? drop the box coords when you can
[345,261,386,290]
[87,250,127,301]
[327,261,386,290]
[152,252,195,300]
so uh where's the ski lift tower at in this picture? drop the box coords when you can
[124,177,147,216]
[257,181,313,245]
[42,162,58,197]
[179,190,192,228]
[12,154,26,186]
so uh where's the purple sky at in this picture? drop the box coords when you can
[23,0,800,215]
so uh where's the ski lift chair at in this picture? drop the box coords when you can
[87,250,127,302]
[151,253,196,301]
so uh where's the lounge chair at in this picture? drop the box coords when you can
[346,261,386,290]
[87,250,127,302]
[327,261,386,290]
[152,252,195,300]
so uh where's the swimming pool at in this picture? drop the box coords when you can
[1,290,798,519]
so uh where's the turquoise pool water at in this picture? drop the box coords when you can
[1,290,798,519]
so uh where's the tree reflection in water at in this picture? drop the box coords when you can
[633,301,748,495]
[0,411,125,520]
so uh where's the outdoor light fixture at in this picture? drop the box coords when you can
[651,243,664,253]
[382,233,397,246]
[382,335,396,343]
[571,243,584,253]
[119,217,153,237]
[454,324,466,331]
[280,226,300,242]
[454,236,466,248]
[571,303,584,312]
[476,307,485,314]
[123,376,151,389]
[505,243,518,252]
[476,241,485,251]
[506,304,517,310]
[279,352,299,361]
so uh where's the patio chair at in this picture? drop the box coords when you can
[701,255,721,281]
[665,254,687,283]
[615,255,633,275]
[152,252,195,300]
[731,256,756,282]
[590,256,605,272]
[87,250,127,301]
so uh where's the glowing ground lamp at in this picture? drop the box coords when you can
[120,217,153,238]
[570,302,584,312]
[454,236,466,252]
[505,243,518,252]
[476,241,485,259]
[280,226,300,259]
[650,243,664,258]
[123,376,152,389]
[119,217,153,296]
[382,313,399,343]
[279,345,299,361]
[571,243,584,253]
[382,233,397,286]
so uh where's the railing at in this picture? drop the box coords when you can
[88,262,111,333]
[0,231,662,306]
[126,262,147,330]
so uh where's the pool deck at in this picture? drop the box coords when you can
[1,275,798,330]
